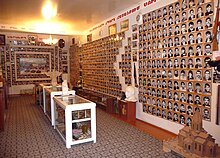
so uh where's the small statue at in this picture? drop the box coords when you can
[125,86,137,102]
[45,69,62,87]
[122,104,127,115]
[62,79,69,96]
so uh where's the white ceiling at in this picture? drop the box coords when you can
[0,0,141,34]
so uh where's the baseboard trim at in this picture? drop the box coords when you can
[136,118,177,137]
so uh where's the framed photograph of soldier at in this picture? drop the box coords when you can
[139,0,213,124]
[132,24,138,32]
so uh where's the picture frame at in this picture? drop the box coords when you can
[120,19,129,32]
[108,24,117,35]
[87,34,92,42]
[132,24,138,32]
[0,34,6,46]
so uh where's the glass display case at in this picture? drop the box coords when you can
[44,86,75,126]
[53,95,96,148]
[35,83,53,110]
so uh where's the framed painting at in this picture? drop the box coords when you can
[108,24,117,35]
[120,19,129,32]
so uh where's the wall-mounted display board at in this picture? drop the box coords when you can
[118,23,139,86]
[69,44,82,87]
[15,52,51,81]
[59,49,69,73]
[139,0,214,125]
[0,41,67,86]
[119,43,132,85]
[82,32,125,98]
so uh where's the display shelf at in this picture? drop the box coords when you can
[72,118,91,123]
[53,95,96,148]
[56,123,92,142]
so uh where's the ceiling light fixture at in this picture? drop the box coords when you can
[42,35,59,45]
[42,0,57,20]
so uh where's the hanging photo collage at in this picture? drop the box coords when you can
[139,0,214,125]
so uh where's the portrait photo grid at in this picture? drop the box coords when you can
[119,40,132,85]
[82,32,125,98]
[139,0,214,126]
[119,23,139,86]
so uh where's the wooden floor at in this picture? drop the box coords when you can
[110,113,177,141]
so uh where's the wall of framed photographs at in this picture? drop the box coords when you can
[139,0,214,126]
[69,44,82,88]
[85,0,216,120]
[82,32,125,98]
[0,31,73,94]
[119,41,132,86]
[80,0,220,144]
[82,0,214,126]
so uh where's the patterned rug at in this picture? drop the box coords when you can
[0,95,179,158]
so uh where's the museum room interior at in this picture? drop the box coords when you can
[1,0,220,157]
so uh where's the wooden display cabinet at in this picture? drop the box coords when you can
[0,79,8,131]
[106,97,118,114]
[77,89,118,112]
[119,100,136,124]
[0,85,5,131]
[217,85,220,125]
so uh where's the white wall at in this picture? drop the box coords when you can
[84,0,220,145]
